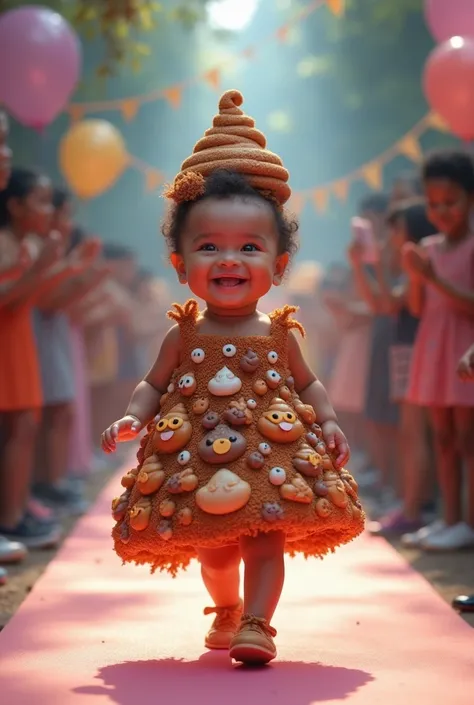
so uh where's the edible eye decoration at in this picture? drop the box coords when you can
[259,442,271,456]
[178,450,191,465]
[267,351,278,363]
[191,348,205,364]
[223,344,237,358]
[179,375,194,389]
[269,467,287,486]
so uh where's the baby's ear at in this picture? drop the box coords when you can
[273,252,289,286]
[171,252,187,284]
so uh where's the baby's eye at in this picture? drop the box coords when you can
[199,243,217,251]
[241,243,260,252]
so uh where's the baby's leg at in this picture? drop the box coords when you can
[197,544,242,650]
[229,530,285,664]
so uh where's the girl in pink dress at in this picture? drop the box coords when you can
[403,150,474,551]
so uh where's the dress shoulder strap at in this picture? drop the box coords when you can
[269,305,305,338]
[166,299,200,346]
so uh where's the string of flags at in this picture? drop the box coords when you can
[127,111,450,212]
[67,0,345,122]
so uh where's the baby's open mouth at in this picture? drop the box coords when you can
[213,277,247,288]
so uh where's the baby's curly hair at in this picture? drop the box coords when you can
[161,168,299,259]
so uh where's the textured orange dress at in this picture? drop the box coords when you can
[112,300,365,575]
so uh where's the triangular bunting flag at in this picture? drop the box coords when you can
[288,193,305,216]
[326,0,345,17]
[145,169,164,192]
[68,105,85,123]
[203,68,221,91]
[276,26,289,43]
[427,112,450,133]
[121,99,140,122]
[361,162,383,190]
[311,188,329,214]
[162,86,182,109]
[332,179,349,202]
[398,134,422,163]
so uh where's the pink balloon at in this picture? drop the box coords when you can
[425,0,474,42]
[0,7,81,129]
[423,37,474,140]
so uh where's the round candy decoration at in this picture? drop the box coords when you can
[247,398,257,410]
[269,467,287,486]
[191,348,205,364]
[223,344,237,358]
[177,450,191,466]
[258,442,271,456]
[266,370,281,389]
[267,351,278,363]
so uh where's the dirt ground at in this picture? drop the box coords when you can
[1,469,474,631]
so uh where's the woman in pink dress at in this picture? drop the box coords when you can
[403,150,474,551]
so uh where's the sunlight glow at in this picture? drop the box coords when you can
[206,0,259,31]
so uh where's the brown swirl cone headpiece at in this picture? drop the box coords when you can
[164,89,291,206]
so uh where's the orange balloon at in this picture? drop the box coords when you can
[59,119,128,198]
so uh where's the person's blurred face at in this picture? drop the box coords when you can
[108,255,137,287]
[52,200,74,245]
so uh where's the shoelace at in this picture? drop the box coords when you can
[203,602,242,631]
[240,614,277,638]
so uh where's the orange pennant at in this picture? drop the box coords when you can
[332,179,349,202]
[162,86,182,109]
[361,162,383,190]
[326,0,345,17]
[427,112,450,133]
[145,169,164,192]
[121,99,140,122]
[203,68,220,91]
[276,26,289,43]
[398,134,422,163]
[311,188,329,214]
[288,193,306,216]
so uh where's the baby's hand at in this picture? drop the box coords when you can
[457,348,474,381]
[101,415,143,453]
[321,420,350,469]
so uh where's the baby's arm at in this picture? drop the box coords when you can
[288,331,349,467]
[102,324,181,453]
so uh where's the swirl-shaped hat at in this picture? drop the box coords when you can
[164,89,291,205]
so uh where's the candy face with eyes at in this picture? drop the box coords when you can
[198,424,247,464]
[153,403,192,454]
[257,398,304,444]
[178,372,197,397]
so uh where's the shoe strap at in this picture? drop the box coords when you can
[240,614,277,638]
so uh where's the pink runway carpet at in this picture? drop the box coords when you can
[1,466,473,704]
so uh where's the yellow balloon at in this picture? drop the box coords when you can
[59,119,128,198]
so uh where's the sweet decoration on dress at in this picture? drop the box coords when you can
[154,404,192,454]
[208,367,242,396]
[268,467,286,486]
[279,474,314,504]
[159,393,169,408]
[292,443,323,478]
[286,376,295,389]
[253,379,268,396]
[177,507,193,526]
[120,521,130,543]
[167,383,175,394]
[261,501,285,522]
[311,423,323,438]
[247,451,265,469]
[279,385,292,401]
[196,469,251,515]
[177,450,191,466]
[163,89,291,207]
[192,397,209,415]
[158,520,173,540]
[314,480,329,497]
[178,373,197,397]
[341,470,358,498]
[112,492,130,522]
[166,468,199,494]
[267,351,278,363]
[159,499,176,517]
[265,369,281,389]
[294,400,317,424]
[191,348,205,364]
[257,398,304,443]
[137,456,165,495]
[324,471,349,509]
[222,344,237,358]
[315,498,332,518]
[258,442,271,456]
[121,467,139,489]
[316,441,327,456]
[240,349,260,373]
[222,397,253,426]
[129,497,152,530]
[198,424,247,464]
[305,432,318,447]
[247,398,257,409]
[202,411,220,430]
